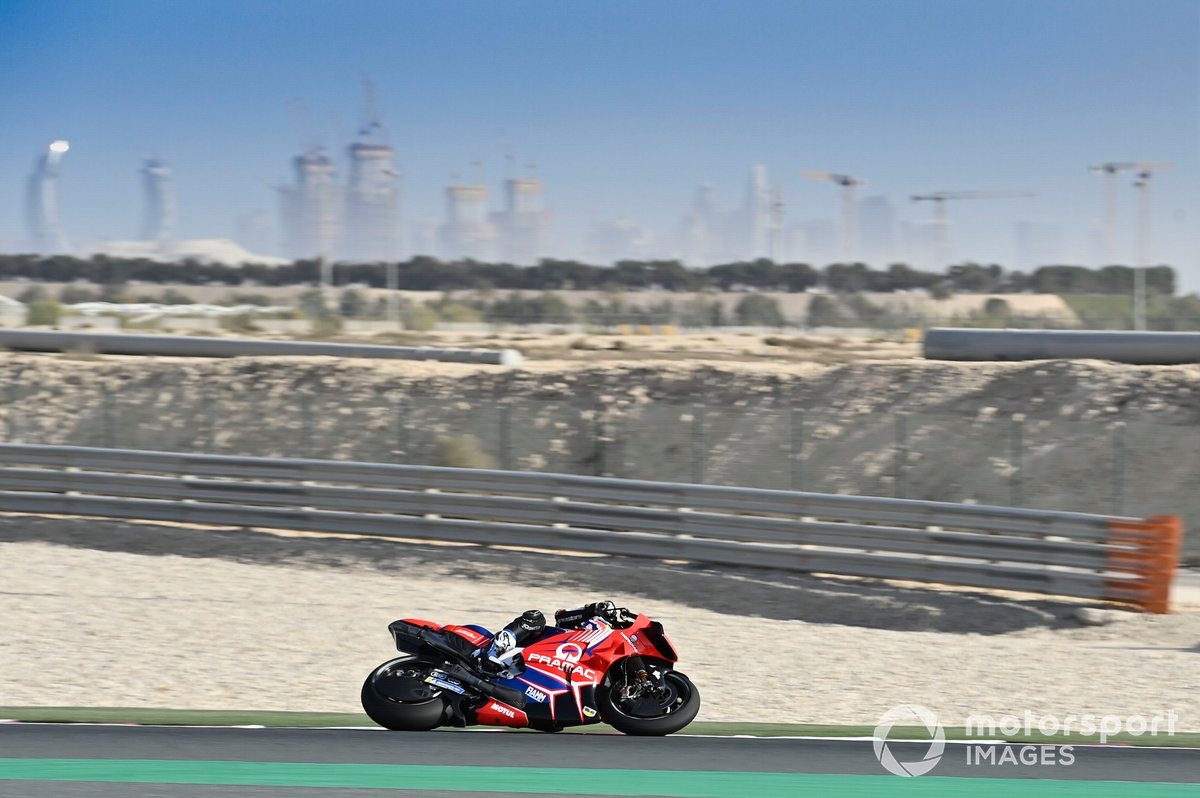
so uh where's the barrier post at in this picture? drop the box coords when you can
[1010,414,1024,506]
[1112,422,1126,516]
[790,407,804,492]
[1106,515,1183,613]
[499,404,514,471]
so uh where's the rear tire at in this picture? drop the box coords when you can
[360,656,448,731]
[599,670,700,736]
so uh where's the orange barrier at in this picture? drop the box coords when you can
[1106,515,1183,613]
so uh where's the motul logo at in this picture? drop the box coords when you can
[489,702,516,718]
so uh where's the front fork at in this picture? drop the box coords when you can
[617,656,669,703]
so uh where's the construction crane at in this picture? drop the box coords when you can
[909,190,1035,269]
[768,185,784,262]
[1131,163,1172,330]
[804,171,863,262]
[1089,161,1168,266]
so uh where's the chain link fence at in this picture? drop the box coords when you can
[3,382,1196,559]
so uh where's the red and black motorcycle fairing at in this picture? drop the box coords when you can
[364,609,699,736]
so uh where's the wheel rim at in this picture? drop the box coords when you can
[372,660,440,704]
[619,672,691,718]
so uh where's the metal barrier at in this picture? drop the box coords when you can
[924,327,1200,365]
[0,329,522,365]
[0,444,1181,612]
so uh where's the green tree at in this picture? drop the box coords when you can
[403,304,439,331]
[734,294,785,326]
[158,288,195,304]
[929,282,954,300]
[339,288,368,318]
[806,294,841,327]
[59,286,99,304]
[16,285,48,303]
[26,298,63,326]
[982,297,1012,325]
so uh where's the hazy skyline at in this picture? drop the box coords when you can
[1,1,1196,281]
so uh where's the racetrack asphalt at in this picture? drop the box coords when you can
[1,724,1196,797]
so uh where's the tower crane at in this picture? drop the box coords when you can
[804,171,863,262]
[1130,163,1171,330]
[909,190,1035,269]
[1089,162,1164,266]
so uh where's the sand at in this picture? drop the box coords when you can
[2,516,1197,730]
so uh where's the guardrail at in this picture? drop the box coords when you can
[0,444,1182,612]
[0,329,521,365]
[924,327,1200,365]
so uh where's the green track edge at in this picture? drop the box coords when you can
[0,760,1196,797]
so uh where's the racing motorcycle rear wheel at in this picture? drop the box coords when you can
[360,655,448,731]
[599,669,700,736]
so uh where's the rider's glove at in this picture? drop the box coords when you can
[555,600,615,629]
[488,629,517,659]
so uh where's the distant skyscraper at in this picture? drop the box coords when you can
[343,135,400,262]
[278,147,339,260]
[440,183,496,261]
[742,164,773,259]
[677,184,722,266]
[491,177,550,264]
[1014,221,1063,271]
[140,158,175,245]
[25,140,71,254]
[858,195,896,265]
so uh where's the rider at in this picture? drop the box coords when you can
[483,600,617,669]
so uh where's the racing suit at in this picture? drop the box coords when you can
[486,601,615,665]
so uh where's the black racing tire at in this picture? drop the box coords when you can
[599,670,700,736]
[360,656,448,731]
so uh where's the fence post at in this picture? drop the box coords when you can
[790,407,804,492]
[1112,421,1126,515]
[592,402,606,477]
[499,403,514,471]
[894,412,908,499]
[204,385,217,453]
[4,382,15,443]
[302,392,315,459]
[1010,414,1024,506]
[102,391,116,449]
[691,404,705,484]
[392,395,406,463]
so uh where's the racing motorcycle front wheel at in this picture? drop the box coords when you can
[598,668,700,736]
[360,655,448,731]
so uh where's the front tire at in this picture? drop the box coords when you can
[599,670,700,736]
[361,656,448,731]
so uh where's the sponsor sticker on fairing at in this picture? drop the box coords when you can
[525,686,548,703]
[488,702,516,719]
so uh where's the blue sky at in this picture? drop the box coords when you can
[1,0,1196,281]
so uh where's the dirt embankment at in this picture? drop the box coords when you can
[2,350,1199,558]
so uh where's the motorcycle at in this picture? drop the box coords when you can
[360,605,700,736]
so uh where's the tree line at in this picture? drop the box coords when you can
[0,254,1176,296]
